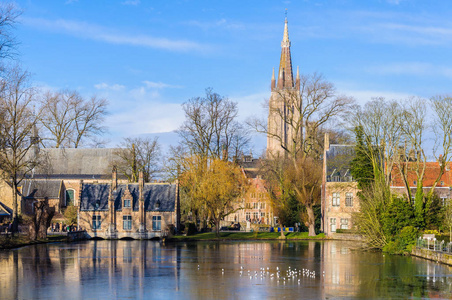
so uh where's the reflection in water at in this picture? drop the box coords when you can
[0,240,451,299]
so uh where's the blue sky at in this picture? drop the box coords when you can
[12,0,452,153]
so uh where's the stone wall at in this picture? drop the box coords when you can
[411,247,452,266]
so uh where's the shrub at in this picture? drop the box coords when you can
[382,197,415,237]
[383,226,419,254]
[184,222,197,236]
[64,206,78,225]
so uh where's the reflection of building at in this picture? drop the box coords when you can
[321,134,359,235]
[79,170,180,239]
[225,155,274,226]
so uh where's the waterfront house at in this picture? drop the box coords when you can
[78,170,180,239]
[321,133,360,235]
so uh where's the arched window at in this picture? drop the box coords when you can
[65,189,75,206]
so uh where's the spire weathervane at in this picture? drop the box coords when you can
[285,8,287,19]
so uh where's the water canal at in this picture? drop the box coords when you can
[1,240,451,299]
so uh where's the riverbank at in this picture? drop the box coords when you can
[167,231,326,241]
[411,247,452,266]
[0,234,69,250]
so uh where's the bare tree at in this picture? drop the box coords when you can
[349,98,403,189]
[0,67,41,233]
[114,136,161,182]
[250,73,353,236]
[0,2,21,62]
[73,95,108,148]
[177,88,248,160]
[39,90,82,148]
[398,97,427,209]
[428,95,452,201]
[39,90,108,148]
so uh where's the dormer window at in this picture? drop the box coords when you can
[155,200,160,210]
[124,199,131,208]
[95,200,100,210]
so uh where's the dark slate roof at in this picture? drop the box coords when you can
[143,184,176,212]
[80,183,177,212]
[30,148,121,176]
[80,183,110,211]
[326,144,355,182]
[21,180,62,199]
[112,184,140,211]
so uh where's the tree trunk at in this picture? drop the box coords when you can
[306,204,316,237]
[11,182,18,236]
[215,218,220,237]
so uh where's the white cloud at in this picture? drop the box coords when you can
[367,62,452,78]
[338,88,413,105]
[143,81,183,89]
[185,19,245,31]
[94,83,125,91]
[386,0,404,5]
[230,91,268,122]
[22,17,210,53]
[121,0,140,5]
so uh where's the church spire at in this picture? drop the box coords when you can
[277,16,294,89]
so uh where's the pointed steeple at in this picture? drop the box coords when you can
[277,17,294,89]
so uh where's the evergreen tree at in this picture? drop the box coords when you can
[350,126,375,190]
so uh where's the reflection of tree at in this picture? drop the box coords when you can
[26,245,54,283]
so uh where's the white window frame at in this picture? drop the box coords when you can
[330,218,337,232]
[332,193,340,207]
[123,215,132,231]
[152,215,162,231]
[340,218,349,229]
[345,193,353,207]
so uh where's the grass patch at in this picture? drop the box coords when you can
[169,231,326,241]
[0,234,68,250]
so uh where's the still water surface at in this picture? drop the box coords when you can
[1,240,451,299]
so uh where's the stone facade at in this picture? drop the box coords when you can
[78,173,179,239]
[224,156,275,227]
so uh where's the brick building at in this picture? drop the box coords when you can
[321,134,360,235]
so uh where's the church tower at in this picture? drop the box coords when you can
[267,17,301,157]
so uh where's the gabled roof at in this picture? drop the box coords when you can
[143,184,176,212]
[21,180,62,199]
[80,183,110,211]
[32,148,121,176]
[326,144,355,182]
[80,183,177,212]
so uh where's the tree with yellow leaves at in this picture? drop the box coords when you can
[180,156,247,236]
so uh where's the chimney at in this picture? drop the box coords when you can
[139,171,144,189]
[138,171,144,202]
[111,166,117,190]
[324,132,330,152]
